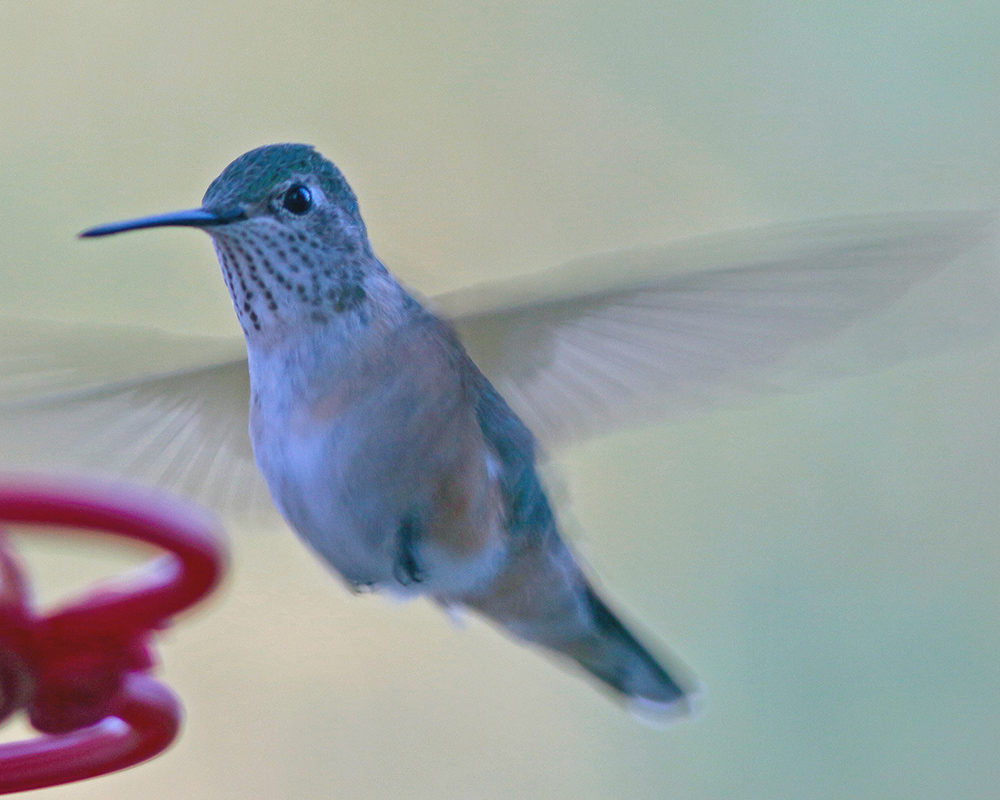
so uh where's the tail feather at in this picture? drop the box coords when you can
[455,531,696,718]
[564,585,689,709]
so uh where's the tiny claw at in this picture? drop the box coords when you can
[393,516,425,586]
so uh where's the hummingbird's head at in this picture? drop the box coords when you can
[201,143,369,253]
[82,144,384,339]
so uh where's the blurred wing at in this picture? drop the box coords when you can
[1,212,993,512]
[438,212,998,447]
[0,320,274,524]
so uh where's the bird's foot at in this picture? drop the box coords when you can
[393,515,425,586]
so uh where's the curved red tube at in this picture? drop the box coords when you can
[0,476,227,793]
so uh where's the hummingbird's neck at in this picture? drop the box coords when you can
[209,221,405,349]
[244,275,430,411]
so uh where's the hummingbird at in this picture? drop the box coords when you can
[67,144,992,718]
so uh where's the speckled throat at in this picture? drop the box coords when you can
[209,218,371,335]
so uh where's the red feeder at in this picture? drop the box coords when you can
[0,477,227,793]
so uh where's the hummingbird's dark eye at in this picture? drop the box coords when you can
[282,184,312,215]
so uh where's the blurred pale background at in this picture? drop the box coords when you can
[1,1,999,798]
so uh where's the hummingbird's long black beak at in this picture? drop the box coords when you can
[79,207,247,238]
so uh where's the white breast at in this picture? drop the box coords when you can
[245,321,506,595]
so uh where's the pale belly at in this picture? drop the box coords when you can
[251,409,388,586]
[249,386,507,597]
